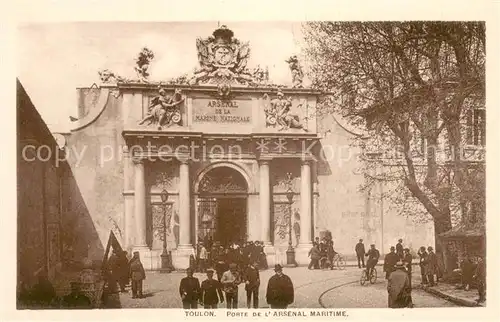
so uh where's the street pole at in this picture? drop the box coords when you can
[160,189,173,273]
[285,173,297,267]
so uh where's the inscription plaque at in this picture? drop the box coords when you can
[192,98,252,124]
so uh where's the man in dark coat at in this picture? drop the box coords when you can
[387,262,412,308]
[308,244,321,270]
[384,246,400,279]
[396,239,404,259]
[61,282,92,309]
[473,256,486,304]
[200,269,223,309]
[243,262,260,308]
[417,246,428,285]
[355,239,366,268]
[460,256,476,291]
[129,251,146,299]
[179,268,201,309]
[426,246,438,286]
[365,244,380,280]
[402,248,413,289]
[266,264,294,309]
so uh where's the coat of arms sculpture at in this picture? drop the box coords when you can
[189,25,255,86]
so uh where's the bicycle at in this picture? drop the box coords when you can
[360,267,377,285]
[333,253,346,270]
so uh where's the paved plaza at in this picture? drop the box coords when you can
[105,267,457,309]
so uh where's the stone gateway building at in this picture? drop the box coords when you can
[55,26,434,270]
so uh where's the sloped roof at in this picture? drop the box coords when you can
[440,223,485,239]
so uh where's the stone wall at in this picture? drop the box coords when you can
[65,88,125,262]
[315,114,435,258]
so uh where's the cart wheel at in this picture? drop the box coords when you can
[337,257,346,270]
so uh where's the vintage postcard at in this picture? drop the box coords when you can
[3,1,500,321]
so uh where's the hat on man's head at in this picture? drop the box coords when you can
[398,239,403,243]
[390,246,395,251]
[370,243,375,247]
[359,239,363,242]
[428,246,433,251]
[229,263,238,269]
[206,269,215,274]
[133,251,139,256]
[404,248,410,252]
[274,264,283,271]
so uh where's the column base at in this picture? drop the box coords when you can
[295,243,313,266]
[263,245,276,268]
[172,245,195,270]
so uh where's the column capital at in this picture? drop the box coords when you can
[178,157,190,165]
[132,157,145,165]
[258,157,273,165]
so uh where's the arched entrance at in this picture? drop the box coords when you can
[195,166,249,247]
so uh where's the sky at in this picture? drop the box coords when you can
[17,22,308,132]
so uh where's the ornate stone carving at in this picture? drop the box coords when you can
[138,87,184,130]
[189,25,255,86]
[98,69,127,84]
[286,55,304,88]
[134,47,155,82]
[252,65,269,84]
[198,167,247,194]
[263,91,307,131]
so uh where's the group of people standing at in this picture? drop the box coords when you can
[307,237,337,270]
[194,240,268,275]
[179,263,294,309]
[105,250,146,299]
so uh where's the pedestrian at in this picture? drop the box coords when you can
[355,239,366,268]
[107,250,120,293]
[426,246,438,286]
[215,252,229,282]
[417,246,429,285]
[365,244,380,280]
[384,246,399,279]
[198,243,208,273]
[396,239,404,259]
[179,268,200,309]
[61,282,92,309]
[327,240,336,270]
[402,248,413,289]
[387,261,413,308]
[243,262,260,309]
[129,251,146,299]
[256,241,268,270]
[460,255,475,291]
[220,263,241,309]
[119,251,130,289]
[266,264,294,309]
[200,269,224,309]
[473,256,486,304]
[308,244,321,270]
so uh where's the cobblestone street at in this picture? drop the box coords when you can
[107,267,457,309]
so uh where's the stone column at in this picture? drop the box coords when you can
[299,160,312,245]
[296,159,313,265]
[133,158,148,249]
[173,159,193,269]
[178,160,191,247]
[259,160,271,245]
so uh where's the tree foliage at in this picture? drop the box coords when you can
[303,22,485,240]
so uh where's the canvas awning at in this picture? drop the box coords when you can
[439,223,485,239]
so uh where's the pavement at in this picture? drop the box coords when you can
[103,266,461,308]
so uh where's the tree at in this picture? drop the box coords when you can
[303,22,485,272]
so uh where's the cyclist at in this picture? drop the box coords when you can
[365,244,380,280]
